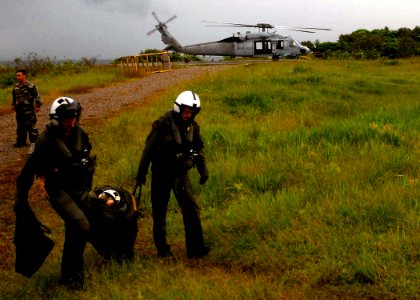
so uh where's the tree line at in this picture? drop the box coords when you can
[301,26,420,59]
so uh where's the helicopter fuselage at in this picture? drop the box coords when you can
[178,32,310,58]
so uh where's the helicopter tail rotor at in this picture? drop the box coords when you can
[147,12,177,36]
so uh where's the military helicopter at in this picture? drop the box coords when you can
[147,12,331,61]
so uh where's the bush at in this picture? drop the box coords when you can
[0,72,16,88]
[14,52,55,76]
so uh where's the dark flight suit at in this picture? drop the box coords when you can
[136,110,209,257]
[12,81,42,145]
[15,123,95,289]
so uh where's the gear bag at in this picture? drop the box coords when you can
[14,207,55,277]
[88,186,140,262]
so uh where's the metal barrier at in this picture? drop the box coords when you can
[299,55,312,60]
[119,51,172,75]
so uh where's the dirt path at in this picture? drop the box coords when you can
[0,65,227,268]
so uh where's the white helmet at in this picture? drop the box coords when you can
[50,97,82,121]
[98,189,121,207]
[174,91,201,114]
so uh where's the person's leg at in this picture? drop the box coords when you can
[174,175,209,258]
[47,190,89,289]
[28,117,39,143]
[61,223,87,290]
[15,116,27,146]
[151,174,172,257]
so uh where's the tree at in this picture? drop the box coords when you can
[398,36,416,57]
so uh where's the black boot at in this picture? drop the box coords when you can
[187,246,210,258]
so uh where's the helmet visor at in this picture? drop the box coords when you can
[60,109,79,119]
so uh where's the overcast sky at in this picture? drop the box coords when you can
[0,0,418,61]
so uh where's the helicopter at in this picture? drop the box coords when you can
[147,12,331,61]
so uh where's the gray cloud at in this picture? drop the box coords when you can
[82,0,152,16]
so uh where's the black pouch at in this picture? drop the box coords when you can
[14,209,54,277]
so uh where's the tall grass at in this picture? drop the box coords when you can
[2,58,419,299]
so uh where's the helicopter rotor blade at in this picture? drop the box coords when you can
[151,11,161,23]
[294,27,331,31]
[277,26,331,31]
[164,15,177,24]
[202,21,275,29]
[204,24,254,28]
[203,20,331,32]
[203,21,257,27]
[147,28,157,36]
[289,29,316,34]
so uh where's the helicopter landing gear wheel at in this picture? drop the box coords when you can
[184,58,190,63]
[272,55,279,61]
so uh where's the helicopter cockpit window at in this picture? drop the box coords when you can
[290,40,297,47]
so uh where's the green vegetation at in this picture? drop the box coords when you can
[302,26,420,59]
[1,59,419,299]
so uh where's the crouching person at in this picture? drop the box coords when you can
[87,186,140,263]
[14,97,95,290]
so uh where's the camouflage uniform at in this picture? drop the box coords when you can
[12,81,42,145]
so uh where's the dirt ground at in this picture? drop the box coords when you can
[0,65,226,269]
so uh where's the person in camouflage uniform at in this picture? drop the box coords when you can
[12,69,42,147]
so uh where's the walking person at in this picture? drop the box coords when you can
[136,91,210,259]
[14,97,95,290]
[11,69,42,147]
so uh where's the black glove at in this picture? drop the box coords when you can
[199,175,209,185]
[183,159,194,171]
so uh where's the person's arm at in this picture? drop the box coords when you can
[32,84,42,112]
[14,138,44,212]
[193,124,209,185]
[136,121,159,185]
[11,87,16,111]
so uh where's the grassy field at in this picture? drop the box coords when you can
[1,58,419,299]
[0,65,139,108]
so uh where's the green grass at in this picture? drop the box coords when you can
[0,65,139,107]
[1,58,419,299]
